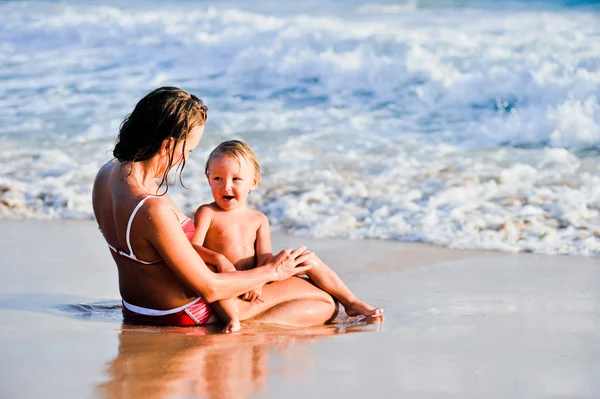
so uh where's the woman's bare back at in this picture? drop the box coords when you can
[92,160,198,309]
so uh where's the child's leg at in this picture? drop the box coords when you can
[204,263,241,333]
[211,298,241,333]
[304,254,383,318]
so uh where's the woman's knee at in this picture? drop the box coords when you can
[248,276,335,310]
[296,276,335,304]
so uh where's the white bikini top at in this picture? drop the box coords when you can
[100,195,192,265]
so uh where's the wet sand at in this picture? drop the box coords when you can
[0,220,599,398]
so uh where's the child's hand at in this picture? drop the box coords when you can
[217,256,236,273]
[241,287,263,302]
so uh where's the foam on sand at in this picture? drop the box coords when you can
[0,1,599,256]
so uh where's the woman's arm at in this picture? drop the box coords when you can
[143,201,312,303]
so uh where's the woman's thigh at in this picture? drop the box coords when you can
[236,276,337,325]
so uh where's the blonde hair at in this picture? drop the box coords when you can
[205,140,261,181]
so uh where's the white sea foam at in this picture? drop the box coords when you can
[0,1,599,256]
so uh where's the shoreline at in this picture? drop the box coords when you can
[1,219,599,398]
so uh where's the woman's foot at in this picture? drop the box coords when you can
[343,299,383,318]
[222,318,241,333]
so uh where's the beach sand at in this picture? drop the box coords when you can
[1,220,599,398]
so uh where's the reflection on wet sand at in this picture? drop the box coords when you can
[98,319,382,399]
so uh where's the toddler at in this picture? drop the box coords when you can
[192,140,382,333]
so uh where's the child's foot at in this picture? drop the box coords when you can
[344,299,383,318]
[222,318,241,333]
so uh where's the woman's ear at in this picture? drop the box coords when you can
[160,137,174,155]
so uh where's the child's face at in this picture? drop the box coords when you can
[206,154,259,211]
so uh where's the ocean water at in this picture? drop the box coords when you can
[1,0,599,256]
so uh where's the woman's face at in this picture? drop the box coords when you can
[179,125,205,164]
[166,124,205,170]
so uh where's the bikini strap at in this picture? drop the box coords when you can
[126,195,161,260]
[169,206,181,222]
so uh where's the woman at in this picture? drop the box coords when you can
[93,87,337,329]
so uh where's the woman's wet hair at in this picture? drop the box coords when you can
[113,86,208,192]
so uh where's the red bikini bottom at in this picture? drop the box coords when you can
[122,298,213,326]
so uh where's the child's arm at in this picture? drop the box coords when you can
[241,213,273,302]
[191,205,235,273]
[255,213,273,267]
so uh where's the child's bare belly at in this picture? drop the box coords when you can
[204,229,257,271]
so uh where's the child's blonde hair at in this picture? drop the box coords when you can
[205,140,261,181]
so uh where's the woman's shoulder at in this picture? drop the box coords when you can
[92,160,118,212]
[100,158,118,171]
[135,195,180,224]
[94,159,118,184]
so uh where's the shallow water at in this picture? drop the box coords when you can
[1,0,599,256]
[50,298,382,332]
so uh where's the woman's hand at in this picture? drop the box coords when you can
[266,246,314,281]
[296,249,317,268]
